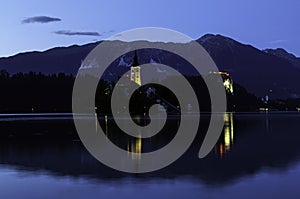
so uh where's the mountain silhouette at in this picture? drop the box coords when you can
[1,34,300,99]
[263,48,300,70]
[0,42,99,75]
[198,34,300,98]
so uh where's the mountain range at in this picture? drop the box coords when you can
[0,34,300,99]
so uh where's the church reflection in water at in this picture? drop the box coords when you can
[101,112,235,160]
[101,114,143,160]
[1,112,300,186]
[127,136,142,160]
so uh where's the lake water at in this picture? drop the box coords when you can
[0,112,300,199]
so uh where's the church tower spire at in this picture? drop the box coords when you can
[130,50,141,85]
[132,50,139,66]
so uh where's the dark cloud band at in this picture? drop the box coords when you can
[54,30,101,36]
[22,16,61,24]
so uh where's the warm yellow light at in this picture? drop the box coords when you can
[224,127,230,150]
[130,66,141,86]
[230,86,234,94]
[213,71,234,94]
[223,78,233,94]
[224,113,230,123]
[223,113,234,153]
[131,136,142,160]
[259,107,269,111]
[230,113,234,143]
[224,79,230,87]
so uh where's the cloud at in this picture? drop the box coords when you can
[22,16,61,24]
[54,30,101,36]
[267,40,287,44]
[113,33,123,37]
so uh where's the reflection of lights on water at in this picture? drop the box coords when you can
[105,115,108,137]
[230,113,234,143]
[95,113,98,132]
[224,127,230,150]
[127,143,130,156]
[218,113,234,157]
[219,144,223,157]
[103,114,142,160]
[129,136,142,160]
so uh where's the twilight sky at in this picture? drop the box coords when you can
[1,0,299,57]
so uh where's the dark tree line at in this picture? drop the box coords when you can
[0,69,298,113]
[0,70,74,112]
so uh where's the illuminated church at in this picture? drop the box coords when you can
[130,50,141,86]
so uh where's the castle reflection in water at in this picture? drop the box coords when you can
[215,113,234,158]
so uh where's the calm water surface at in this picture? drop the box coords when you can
[0,112,300,199]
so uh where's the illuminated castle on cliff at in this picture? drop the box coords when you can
[213,71,234,94]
